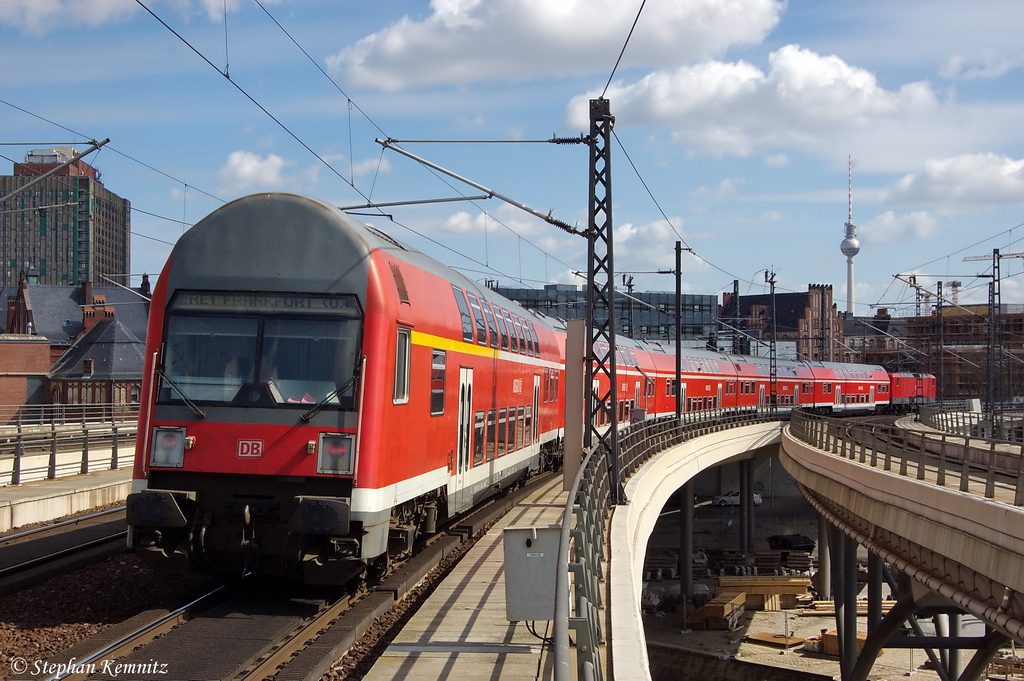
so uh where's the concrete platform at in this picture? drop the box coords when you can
[363,475,569,680]
[0,467,132,533]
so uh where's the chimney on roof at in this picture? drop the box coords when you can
[83,281,93,306]
[140,273,151,298]
[83,359,94,376]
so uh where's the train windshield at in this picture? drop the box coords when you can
[159,291,362,410]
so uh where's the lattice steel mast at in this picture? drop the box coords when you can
[583,98,623,503]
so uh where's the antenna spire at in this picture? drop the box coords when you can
[848,155,853,224]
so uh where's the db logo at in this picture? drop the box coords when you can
[237,440,264,458]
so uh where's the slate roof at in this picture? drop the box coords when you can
[48,318,147,380]
[0,284,150,345]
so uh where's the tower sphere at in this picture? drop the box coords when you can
[841,234,860,258]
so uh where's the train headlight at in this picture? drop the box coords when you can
[151,427,187,468]
[317,434,354,475]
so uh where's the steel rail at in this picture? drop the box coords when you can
[44,583,229,681]
[0,532,126,579]
[1,506,125,543]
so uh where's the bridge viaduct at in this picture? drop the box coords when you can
[554,409,1024,681]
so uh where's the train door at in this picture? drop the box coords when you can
[717,384,723,410]
[678,381,687,413]
[455,367,473,509]
[869,385,875,407]
[759,384,765,406]
[834,386,842,409]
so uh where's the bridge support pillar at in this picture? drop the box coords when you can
[818,515,831,600]
[740,460,752,551]
[681,480,694,603]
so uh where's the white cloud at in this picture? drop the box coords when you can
[859,211,940,245]
[881,154,1024,205]
[352,156,392,177]
[0,0,136,34]
[691,178,744,201]
[437,204,552,238]
[613,217,707,275]
[940,49,1022,81]
[216,150,293,194]
[0,0,275,33]
[761,210,785,221]
[327,0,784,91]
[566,45,940,162]
[764,153,789,167]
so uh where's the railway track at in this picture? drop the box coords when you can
[17,472,553,681]
[0,507,127,594]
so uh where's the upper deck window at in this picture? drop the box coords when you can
[159,291,362,410]
[452,286,474,343]
[468,295,488,346]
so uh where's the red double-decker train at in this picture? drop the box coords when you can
[127,193,934,582]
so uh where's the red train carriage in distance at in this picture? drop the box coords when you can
[126,193,935,583]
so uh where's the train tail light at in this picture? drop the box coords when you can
[317,434,354,474]
[151,427,187,468]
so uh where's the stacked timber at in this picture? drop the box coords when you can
[717,575,812,611]
[702,590,746,630]
[785,550,812,571]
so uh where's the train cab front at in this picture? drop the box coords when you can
[127,290,369,584]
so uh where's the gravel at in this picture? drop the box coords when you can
[0,552,207,681]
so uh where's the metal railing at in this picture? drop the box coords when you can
[790,409,1024,506]
[553,407,778,681]
[0,419,138,485]
[919,402,1024,443]
[0,402,139,427]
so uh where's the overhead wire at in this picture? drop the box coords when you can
[246,0,582,285]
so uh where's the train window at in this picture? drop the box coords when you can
[430,349,446,416]
[512,315,526,354]
[473,410,485,466]
[469,295,488,346]
[524,405,533,445]
[494,305,510,351]
[527,322,539,357]
[503,310,519,353]
[487,408,497,460]
[393,327,411,404]
[161,313,360,410]
[452,286,474,343]
[497,408,507,457]
[507,407,517,452]
[482,301,499,349]
[162,316,258,403]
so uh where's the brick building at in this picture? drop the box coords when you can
[720,284,844,361]
[1,275,150,416]
[0,334,51,421]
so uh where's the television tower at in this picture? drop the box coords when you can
[840,157,860,316]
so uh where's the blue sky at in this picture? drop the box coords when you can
[2,0,1023,317]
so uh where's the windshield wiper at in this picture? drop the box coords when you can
[156,368,206,419]
[301,371,359,423]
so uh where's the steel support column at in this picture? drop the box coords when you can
[583,97,623,502]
